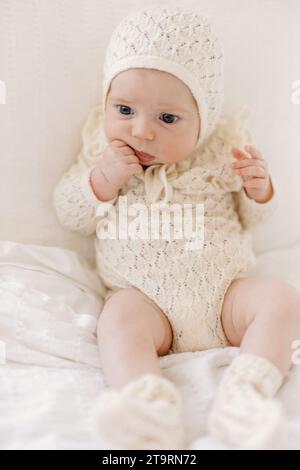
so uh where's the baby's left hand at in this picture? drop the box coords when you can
[231,145,273,203]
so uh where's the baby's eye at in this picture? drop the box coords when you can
[160,113,178,124]
[116,104,179,124]
[116,105,132,115]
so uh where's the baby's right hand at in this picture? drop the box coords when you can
[99,140,143,190]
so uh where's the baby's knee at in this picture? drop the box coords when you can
[256,280,300,324]
[98,287,173,355]
[98,288,153,335]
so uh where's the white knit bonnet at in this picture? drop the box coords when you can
[101,4,224,149]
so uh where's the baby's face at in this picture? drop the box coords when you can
[104,68,200,166]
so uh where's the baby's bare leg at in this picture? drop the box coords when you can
[92,288,184,450]
[221,277,300,376]
[209,277,300,448]
[97,287,173,389]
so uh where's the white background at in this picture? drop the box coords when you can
[0,0,299,266]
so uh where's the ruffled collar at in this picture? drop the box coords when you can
[134,154,197,204]
[80,104,253,204]
[133,106,252,203]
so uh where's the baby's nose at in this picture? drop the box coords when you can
[131,119,155,140]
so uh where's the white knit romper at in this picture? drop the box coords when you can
[53,106,277,354]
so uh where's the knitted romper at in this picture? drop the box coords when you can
[53,105,277,354]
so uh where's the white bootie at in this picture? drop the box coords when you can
[207,353,287,450]
[90,374,185,449]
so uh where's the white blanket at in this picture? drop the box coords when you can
[1,240,300,450]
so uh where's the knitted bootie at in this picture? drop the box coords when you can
[90,373,184,449]
[207,353,287,449]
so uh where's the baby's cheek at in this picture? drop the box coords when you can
[103,117,113,139]
[163,149,177,162]
[161,142,184,162]
[104,120,123,142]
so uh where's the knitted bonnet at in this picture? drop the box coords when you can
[101,4,224,149]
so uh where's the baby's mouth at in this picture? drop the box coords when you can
[135,150,156,163]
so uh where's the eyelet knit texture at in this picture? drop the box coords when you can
[53,105,278,355]
[90,373,184,450]
[101,5,224,148]
[207,353,287,449]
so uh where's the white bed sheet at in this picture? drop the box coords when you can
[0,240,300,450]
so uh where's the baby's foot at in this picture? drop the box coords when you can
[207,354,287,449]
[89,374,185,450]
[207,381,287,449]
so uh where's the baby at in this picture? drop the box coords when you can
[53,5,300,450]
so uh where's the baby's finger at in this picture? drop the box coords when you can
[128,162,144,176]
[243,178,267,189]
[244,145,264,161]
[119,146,137,157]
[231,159,267,169]
[122,154,140,164]
[231,147,251,160]
[111,139,128,148]
[234,166,266,178]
